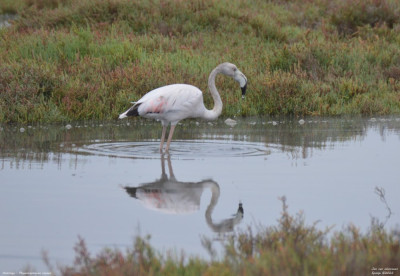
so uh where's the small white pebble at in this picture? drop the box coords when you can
[272,121,278,126]
[65,124,72,130]
[20,127,25,133]
[224,118,237,127]
[369,118,377,122]
[298,119,305,125]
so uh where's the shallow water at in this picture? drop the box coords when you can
[1,117,400,272]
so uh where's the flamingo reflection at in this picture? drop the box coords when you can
[124,155,243,233]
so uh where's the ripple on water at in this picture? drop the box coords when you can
[71,140,275,159]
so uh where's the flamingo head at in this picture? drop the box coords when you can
[219,62,248,99]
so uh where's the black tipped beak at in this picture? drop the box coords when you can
[241,83,247,98]
[238,203,244,214]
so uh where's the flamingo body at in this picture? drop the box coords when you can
[119,62,247,152]
[120,84,205,126]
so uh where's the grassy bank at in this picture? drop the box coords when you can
[1,0,400,123]
[37,197,399,275]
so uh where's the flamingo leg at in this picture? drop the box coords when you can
[165,125,176,152]
[159,126,167,152]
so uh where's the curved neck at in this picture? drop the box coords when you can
[204,182,220,229]
[202,67,223,120]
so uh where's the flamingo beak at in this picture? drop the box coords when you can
[241,83,247,99]
[234,70,247,99]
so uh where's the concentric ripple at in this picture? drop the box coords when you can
[71,140,275,159]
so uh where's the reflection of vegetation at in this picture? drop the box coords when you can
[372,187,394,229]
[1,117,400,166]
[40,197,400,275]
[0,120,161,167]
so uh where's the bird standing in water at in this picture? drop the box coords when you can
[119,62,247,152]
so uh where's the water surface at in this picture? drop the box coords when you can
[1,117,399,271]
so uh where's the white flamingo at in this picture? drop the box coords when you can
[118,62,247,152]
[124,154,244,233]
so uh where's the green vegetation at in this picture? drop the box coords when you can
[39,197,399,276]
[1,0,400,123]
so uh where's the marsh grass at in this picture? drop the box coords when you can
[39,197,400,276]
[1,0,400,123]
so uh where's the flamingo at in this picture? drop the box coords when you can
[118,62,247,152]
[124,154,244,232]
